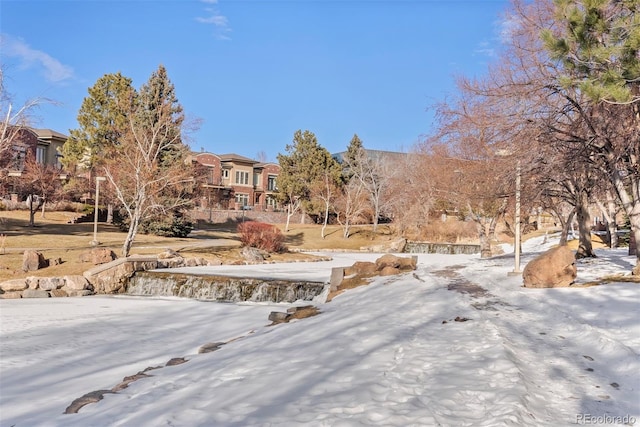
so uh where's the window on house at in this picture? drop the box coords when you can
[235,193,249,206]
[267,175,277,191]
[12,146,26,171]
[36,146,46,164]
[222,169,229,179]
[235,171,249,185]
[253,172,260,187]
[206,166,214,185]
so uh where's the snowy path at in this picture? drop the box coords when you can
[1,244,638,426]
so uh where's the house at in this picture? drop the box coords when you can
[190,152,280,211]
[4,127,66,174]
[2,127,67,198]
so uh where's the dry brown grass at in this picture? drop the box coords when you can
[0,211,395,282]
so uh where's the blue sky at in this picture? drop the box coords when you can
[1,0,509,162]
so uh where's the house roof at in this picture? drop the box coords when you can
[32,128,68,141]
[219,153,257,163]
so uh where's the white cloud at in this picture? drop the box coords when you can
[473,41,496,58]
[497,14,522,44]
[0,34,74,82]
[196,1,232,40]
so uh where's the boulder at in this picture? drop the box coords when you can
[344,261,377,277]
[0,292,22,299]
[22,250,47,272]
[523,245,577,288]
[157,258,185,269]
[241,247,265,263]
[34,277,64,291]
[63,275,92,291]
[0,279,28,292]
[22,289,50,298]
[389,238,408,253]
[157,249,181,260]
[379,266,401,276]
[397,256,417,271]
[50,289,68,297]
[80,248,117,265]
[183,257,208,267]
[375,254,417,272]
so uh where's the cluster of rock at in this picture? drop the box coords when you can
[0,275,93,299]
[345,254,417,278]
[268,305,320,325]
[0,248,214,299]
[22,250,63,272]
[328,254,418,301]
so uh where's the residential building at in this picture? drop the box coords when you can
[2,127,67,197]
[190,152,280,211]
[5,127,67,174]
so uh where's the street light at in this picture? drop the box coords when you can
[91,176,106,246]
[496,150,522,276]
[508,161,522,276]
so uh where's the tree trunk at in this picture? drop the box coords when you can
[343,220,351,239]
[122,210,141,257]
[478,222,492,258]
[575,191,595,259]
[595,193,619,248]
[285,204,293,233]
[604,143,639,272]
[29,196,36,227]
[107,203,114,224]
[631,219,640,275]
[321,202,329,239]
[559,209,575,246]
[27,195,43,227]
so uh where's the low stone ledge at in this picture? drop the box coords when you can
[84,256,159,295]
[0,274,94,299]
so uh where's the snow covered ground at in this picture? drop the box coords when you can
[1,235,638,426]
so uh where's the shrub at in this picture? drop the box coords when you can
[142,214,194,238]
[237,221,286,253]
[114,211,194,238]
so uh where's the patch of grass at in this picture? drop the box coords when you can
[575,275,640,287]
[0,211,394,282]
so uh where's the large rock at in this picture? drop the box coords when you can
[375,254,417,272]
[22,250,47,272]
[241,247,265,263]
[0,292,22,299]
[523,245,577,288]
[30,277,64,291]
[344,261,377,277]
[389,238,408,253]
[0,279,28,292]
[22,289,50,298]
[79,248,117,265]
[63,275,92,291]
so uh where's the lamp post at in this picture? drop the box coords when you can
[508,161,522,276]
[91,176,106,246]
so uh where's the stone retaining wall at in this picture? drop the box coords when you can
[0,275,94,299]
[0,255,212,299]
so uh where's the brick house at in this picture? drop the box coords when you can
[191,152,280,211]
[2,127,67,197]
